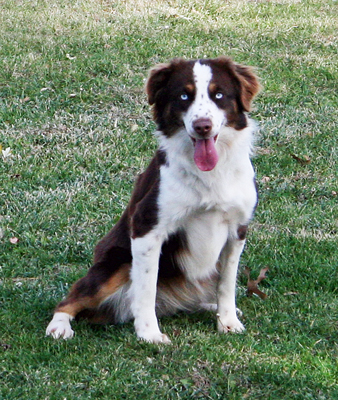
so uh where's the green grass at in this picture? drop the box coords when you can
[1,0,338,398]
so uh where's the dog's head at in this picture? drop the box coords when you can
[146,57,260,171]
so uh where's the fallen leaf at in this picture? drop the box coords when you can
[244,266,269,300]
[20,96,30,103]
[131,124,139,132]
[291,153,311,165]
[256,147,271,155]
[40,87,54,92]
[2,147,12,159]
[261,176,270,183]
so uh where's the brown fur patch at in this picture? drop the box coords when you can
[237,225,248,241]
[97,264,130,299]
[56,264,131,317]
[208,82,218,93]
[185,83,195,94]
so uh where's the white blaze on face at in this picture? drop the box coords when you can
[182,62,227,172]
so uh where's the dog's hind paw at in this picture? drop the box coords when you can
[46,312,74,340]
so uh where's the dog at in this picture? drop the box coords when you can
[46,56,260,343]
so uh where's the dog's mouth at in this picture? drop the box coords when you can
[191,135,219,172]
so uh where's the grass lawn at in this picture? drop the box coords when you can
[1,0,337,398]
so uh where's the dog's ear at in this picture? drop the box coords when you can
[146,63,173,105]
[233,63,261,112]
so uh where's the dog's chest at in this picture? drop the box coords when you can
[156,157,256,280]
[158,161,256,228]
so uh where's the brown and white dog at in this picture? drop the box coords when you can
[46,57,260,343]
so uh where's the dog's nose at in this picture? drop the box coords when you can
[193,118,212,136]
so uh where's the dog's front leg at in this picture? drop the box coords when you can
[217,238,246,334]
[130,233,171,344]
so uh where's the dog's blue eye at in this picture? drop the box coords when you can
[215,93,223,99]
[181,94,189,100]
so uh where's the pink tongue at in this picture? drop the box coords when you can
[193,138,219,171]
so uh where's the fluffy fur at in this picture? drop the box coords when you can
[46,56,260,343]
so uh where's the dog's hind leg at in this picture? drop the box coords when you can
[200,303,217,312]
[46,262,130,339]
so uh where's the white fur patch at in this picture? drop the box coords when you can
[129,233,171,343]
[46,312,74,339]
[216,240,247,333]
[182,62,226,138]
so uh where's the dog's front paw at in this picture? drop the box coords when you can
[46,312,74,340]
[138,331,172,344]
[136,328,171,344]
[217,314,245,334]
[134,315,172,344]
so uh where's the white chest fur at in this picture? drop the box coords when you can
[156,123,257,280]
[157,123,256,225]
